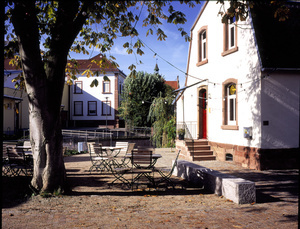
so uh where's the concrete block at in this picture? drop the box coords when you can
[173,160,256,204]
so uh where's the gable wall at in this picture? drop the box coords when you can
[178,2,262,148]
[70,73,117,121]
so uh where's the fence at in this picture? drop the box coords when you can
[177,121,197,139]
[62,127,152,151]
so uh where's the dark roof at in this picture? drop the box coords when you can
[251,2,300,69]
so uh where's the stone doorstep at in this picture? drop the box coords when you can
[172,160,256,204]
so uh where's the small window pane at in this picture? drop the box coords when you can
[103,81,110,93]
[74,101,83,116]
[203,42,206,59]
[74,81,82,94]
[230,26,235,47]
[202,31,206,40]
[102,101,111,115]
[88,101,97,116]
[229,98,234,121]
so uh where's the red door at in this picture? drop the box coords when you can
[200,90,207,139]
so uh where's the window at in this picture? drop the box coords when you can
[74,81,83,94]
[227,84,236,125]
[222,17,238,56]
[222,79,238,130]
[74,101,83,116]
[88,101,97,116]
[197,26,208,66]
[102,100,111,116]
[103,81,111,93]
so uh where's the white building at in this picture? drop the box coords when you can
[4,59,29,135]
[176,2,300,170]
[67,54,126,128]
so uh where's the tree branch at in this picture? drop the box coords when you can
[11,1,46,84]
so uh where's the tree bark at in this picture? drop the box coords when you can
[11,1,89,193]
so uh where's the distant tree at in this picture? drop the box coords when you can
[148,91,175,148]
[119,71,167,127]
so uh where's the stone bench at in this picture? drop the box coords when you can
[173,160,256,204]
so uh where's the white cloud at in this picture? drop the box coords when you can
[111,45,128,56]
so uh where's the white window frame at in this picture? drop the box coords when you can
[103,81,111,94]
[227,84,236,125]
[201,30,207,60]
[74,81,83,94]
[229,22,235,49]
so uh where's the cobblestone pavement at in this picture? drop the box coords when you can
[2,148,298,228]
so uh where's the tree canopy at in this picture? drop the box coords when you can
[119,71,170,127]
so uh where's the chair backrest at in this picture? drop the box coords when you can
[131,148,153,168]
[87,142,96,154]
[23,141,31,147]
[92,143,104,156]
[3,144,8,161]
[126,143,135,155]
[169,150,181,174]
[6,147,25,164]
[115,141,129,155]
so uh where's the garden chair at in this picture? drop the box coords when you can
[2,144,10,176]
[130,148,155,189]
[5,146,33,176]
[154,150,181,189]
[88,143,111,173]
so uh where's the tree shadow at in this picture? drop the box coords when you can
[2,176,33,208]
[216,169,299,204]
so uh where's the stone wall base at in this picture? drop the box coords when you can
[209,141,299,170]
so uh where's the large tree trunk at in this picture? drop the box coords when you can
[11,1,87,193]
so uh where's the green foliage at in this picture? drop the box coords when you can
[177,128,185,135]
[217,1,291,23]
[64,149,86,156]
[4,1,199,87]
[148,92,175,148]
[119,71,167,127]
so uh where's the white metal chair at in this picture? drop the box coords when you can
[88,143,111,173]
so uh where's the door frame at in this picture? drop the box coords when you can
[197,86,208,139]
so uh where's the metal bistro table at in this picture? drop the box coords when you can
[102,146,124,167]
[114,149,162,189]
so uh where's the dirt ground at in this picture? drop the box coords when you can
[2,151,299,229]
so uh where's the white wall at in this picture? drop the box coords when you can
[261,72,300,148]
[70,73,116,121]
[178,2,263,148]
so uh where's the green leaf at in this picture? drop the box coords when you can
[90,79,99,87]
[103,75,110,81]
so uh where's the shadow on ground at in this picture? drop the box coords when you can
[217,169,299,204]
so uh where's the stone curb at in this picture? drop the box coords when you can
[173,160,256,204]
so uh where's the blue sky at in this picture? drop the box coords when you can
[70,2,203,86]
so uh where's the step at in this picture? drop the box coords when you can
[193,150,214,156]
[185,140,209,146]
[188,145,211,151]
[193,155,216,161]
